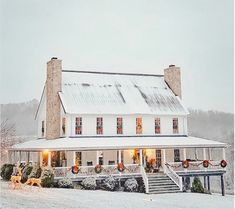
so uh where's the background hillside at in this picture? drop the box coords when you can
[0,100,234,193]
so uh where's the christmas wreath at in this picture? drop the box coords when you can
[182,160,189,168]
[220,160,227,168]
[203,160,209,168]
[95,164,102,174]
[117,162,125,172]
[71,165,79,174]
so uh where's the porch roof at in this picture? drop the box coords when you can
[9,136,228,152]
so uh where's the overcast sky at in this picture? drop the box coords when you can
[0,0,233,113]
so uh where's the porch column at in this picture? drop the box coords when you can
[222,148,226,160]
[208,148,212,160]
[27,152,30,163]
[19,151,22,163]
[118,150,121,163]
[221,174,225,196]
[203,148,206,160]
[195,148,198,160]
[139,149,143,166]
[40,152,43,166]
[96,151,99,165]
[183,148,186,160]
[162,149,166,172]
[73,151,76,165]
[48,151,51,167]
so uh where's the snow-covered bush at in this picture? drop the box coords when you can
[58,177,73,188]
[41,167,54,188]
[81,177,96,190]
[0,164,14,181]
[102,175,117,191]
[124,178,138,192]
[28,164,42,178]
[21,165,33,183]
[191,177,204,193]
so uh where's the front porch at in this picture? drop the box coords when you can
[8,135,229,195]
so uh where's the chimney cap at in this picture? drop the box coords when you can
[169,65,175,68]
[51,57,58,60]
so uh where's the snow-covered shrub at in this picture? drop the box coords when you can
[102,175,117,191]
[58,177,73,188]
[21,165,33,183]
[41,167,54,188]
[191,177,204,193]
[0,164,14,181]
[29,165,42,178]
[124,178,138,192]
[81,177,96,190]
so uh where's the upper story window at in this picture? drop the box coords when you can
[173,118,179,134]
[41,121,45,137]
[75,117,82,135]
[136,117,142,134]
[62,118,66,135]
[97,117,103,135]
[155,118,161,134]
[117,117,123,134]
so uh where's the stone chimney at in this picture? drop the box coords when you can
[164,65,182,99]
[46,57,62,139]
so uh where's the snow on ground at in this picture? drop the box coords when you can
[0,181,234,209]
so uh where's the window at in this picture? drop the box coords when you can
[62,118,66,135]
[136,117,142,134]
[155,118,161,134]
[75,152,82,166]
[41,121,45,137]
[75,117,82,135]
[156,149,162,167]
[117,117,123,134]
[97,117,103,135]
[173,118,179,134]
[174,149,180,162]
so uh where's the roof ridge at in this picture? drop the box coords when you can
[62,69,164,77]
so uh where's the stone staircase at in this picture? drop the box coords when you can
[147,173,181,194]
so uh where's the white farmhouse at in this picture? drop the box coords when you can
[9,58,228,194]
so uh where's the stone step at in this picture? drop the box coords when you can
[148,176,171,180]
[148,179,172,183]
[149,182,177,187]
[149,185,179,190]
[148,189,181,194]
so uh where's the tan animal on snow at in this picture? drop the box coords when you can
[10,168,23,189]
[25,177,42,188]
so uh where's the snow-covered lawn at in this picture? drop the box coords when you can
[0,181,234,209]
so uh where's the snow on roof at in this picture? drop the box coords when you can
[10,136,227,151]
[59,71,189,115]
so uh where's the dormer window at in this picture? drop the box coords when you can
[41,121,45,137]
[173,118,179,134]
[155,118,161,134]
[97,117,103,135]
[136,117,142,134]
[75,117,82,135]
[117,117,123,134]
[62,118,66,135]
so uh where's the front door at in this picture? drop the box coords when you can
[156,149,162,168]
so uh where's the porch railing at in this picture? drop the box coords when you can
[53,164,141,179]
[165,164,182,191]
[166,161,226,173]
[140,166,149,193]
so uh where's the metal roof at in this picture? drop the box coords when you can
[9,136,228,151]
[59,71,189,115]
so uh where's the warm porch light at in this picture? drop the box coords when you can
[43,149,49,154]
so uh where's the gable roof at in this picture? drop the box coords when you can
[58,70,189,115]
